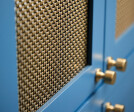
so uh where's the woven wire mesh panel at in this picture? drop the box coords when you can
[116,0,134,38]
[16,0,88,111]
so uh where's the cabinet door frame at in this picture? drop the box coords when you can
[104,0,134,70]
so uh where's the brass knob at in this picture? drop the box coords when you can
[105,102,125,112]
[107,57,127,71]
[95,69,116,85]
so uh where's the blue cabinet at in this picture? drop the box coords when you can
[0,0,134,112]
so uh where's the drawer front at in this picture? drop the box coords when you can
[77,49,134,112]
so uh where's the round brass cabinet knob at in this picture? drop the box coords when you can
[107,57,127,71]
[105,102,125,112]
[95,69,116,85]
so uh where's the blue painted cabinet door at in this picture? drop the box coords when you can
[104,0,134,66]
[0,0,106,112]
[104,1,134,110]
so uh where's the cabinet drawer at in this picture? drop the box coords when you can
[77,50,134,112]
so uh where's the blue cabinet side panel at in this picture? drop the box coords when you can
[0,0,18,112]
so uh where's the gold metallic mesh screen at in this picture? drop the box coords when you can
[116,0,134,38]
[16,0,88,111]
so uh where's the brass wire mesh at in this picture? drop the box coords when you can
[116,0,134,38]
[16,0,88,111]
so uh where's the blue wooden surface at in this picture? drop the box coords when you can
[37,0,106,111]
[77,49,134,112]
[0,0,18,112]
